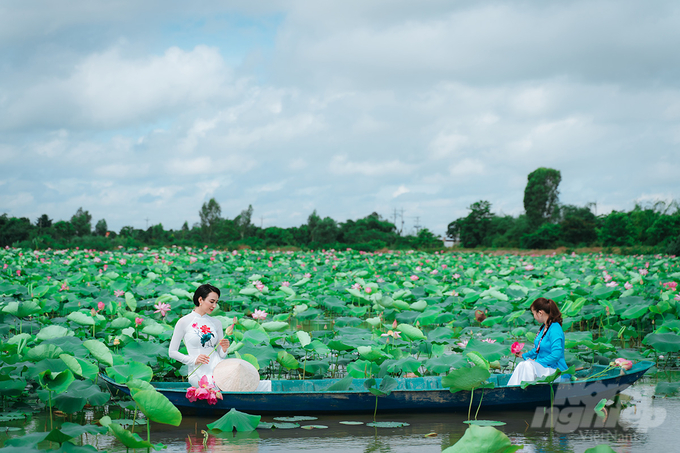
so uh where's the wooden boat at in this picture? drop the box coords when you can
[100,361,653,415]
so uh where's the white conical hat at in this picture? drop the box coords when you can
[213,358,260,392]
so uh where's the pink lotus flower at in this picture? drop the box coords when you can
[114,290,124,297]
[60,283,69,291]
[16,270,21,276]
[189,257,197,263]
[186,387,197,402]
[624,282,633,290]
[351,283,362,290]
[251,309,267,320]
[365,287,373,294]
[281,281,290,287]
[675,294,680,302]
[482,338,497,344]
[119,259,126,265]
[154,302,171,317]
[410,275,419,281]
[484,269,493,274]
[430,270,438,275]
[457,339,469,349]
[511,342,525,354]
[606,281,618,287]
[663,282,677,291]
[97,301,105,311]
[415,266,422,272]
[613,358,633,370]
[381,330,401,340]
[639,269,648,276]
[2,264,7,270]
[304,273,312,278]
[452,273,460,279]
[525,264,534,271]
[442,264,448,269]
[93,257,101,263]
[225,317,237,336]
[135,317,143,326]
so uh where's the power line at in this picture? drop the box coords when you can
[144,217,150,229]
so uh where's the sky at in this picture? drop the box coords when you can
[0,0,679,236]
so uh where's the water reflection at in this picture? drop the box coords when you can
[2,378,679,453]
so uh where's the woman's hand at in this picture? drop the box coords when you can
[194,354,210,365]
[219,338,230,352]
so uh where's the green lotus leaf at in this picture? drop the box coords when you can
[67,311,95,326]
[207,408,261,432]
[106,362,153,383]
[277,350,299,370]
[442,366,491,393]
[59,354,98,381]
[132,389,182,426]
[396,323,426,340]
[83,339,113,366]
[261,321,289,332]
[38,369,74,394]
[53,380,111,413]
[442,424,520,452]
[37,325,70,341]
[642,332,680,352]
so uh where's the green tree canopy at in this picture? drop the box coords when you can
[199,198,222,241]
[70,208,92,237]
[523,167,561,229]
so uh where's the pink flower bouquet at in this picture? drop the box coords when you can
[185,375,223,405]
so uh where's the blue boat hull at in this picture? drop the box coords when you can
[100,361,652,415]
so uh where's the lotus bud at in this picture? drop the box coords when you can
[225,316,237,336]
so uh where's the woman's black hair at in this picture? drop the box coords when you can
[193,284,221,307]
[530,297,563,326]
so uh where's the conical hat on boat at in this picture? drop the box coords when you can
[213,358,260,392]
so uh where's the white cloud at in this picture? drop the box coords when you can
[329,155,413,176]
[392,185,410,198]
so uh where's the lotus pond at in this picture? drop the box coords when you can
[1,247,679,452]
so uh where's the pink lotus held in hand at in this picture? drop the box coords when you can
[613,358,633,370]
[511,342,525,355]
[154,302,171,317]
[251,309,267,320]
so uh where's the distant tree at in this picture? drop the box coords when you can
[307,210,321,242]
[0,214,32,246]
[199,198,222,241]
[523,168,561,229]
[53,220,76,240]
[234,205,253,239]
[313,217,339,244]
[598,211,634,246]
[119,226,135,238]
[521,223,562,249]
[95,219,108,236]
[559,205,597,246]
[454,201,494,248]
[36,214,52,229]
[70,207,92,236]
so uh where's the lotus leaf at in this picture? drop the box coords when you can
[83,339,113,366]
[132,389,182,426]
[442,366,491,393]
[442,425,520,453]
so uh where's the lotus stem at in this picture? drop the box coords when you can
[475,388,485,420]
[468,388,474,421]
[187,342,222,378]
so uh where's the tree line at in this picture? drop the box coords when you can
[0,204,443,251]
[447,167,680,255]
[2,167,678,253]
